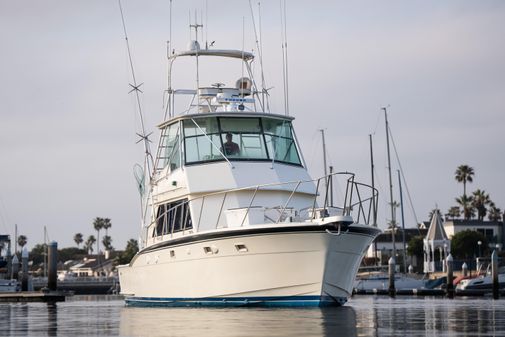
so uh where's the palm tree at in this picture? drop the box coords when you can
[83,241,90,255]
[446,206,460,220]
[102,218,112,250]
[17,235,27,250]
[93,217,104,255]
[73,233,83,248]
[488,203,502,222]
[455,165,475,197]
[472,189,491,221]
[85,235,96,255]
[456,195,475,220]
[102,235,112,251]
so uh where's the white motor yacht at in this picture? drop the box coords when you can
[117,17,380,307]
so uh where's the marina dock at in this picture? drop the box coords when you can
[0,290,69,303]
[353,288,505,297]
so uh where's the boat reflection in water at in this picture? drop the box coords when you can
[118,296,505,337]
[2,297,505,336]
[119,305,359,337]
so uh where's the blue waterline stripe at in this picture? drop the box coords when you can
[124,295,346,307]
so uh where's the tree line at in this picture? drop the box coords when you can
[73,217,112,255]
[445,164,502,222]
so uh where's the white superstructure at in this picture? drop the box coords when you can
[117,18,380,307]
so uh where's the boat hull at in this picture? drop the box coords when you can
[118,224,379,307]
[457,274,505,291]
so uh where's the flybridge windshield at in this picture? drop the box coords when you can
[179,116,301,166]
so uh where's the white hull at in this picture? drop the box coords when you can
[457,274,505,291]
[118,223,378,306]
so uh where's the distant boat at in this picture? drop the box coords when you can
[354,271,443,291]
[457,272,505,291]
[0,279,20,293]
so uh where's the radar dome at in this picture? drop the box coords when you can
[235,77,252,96]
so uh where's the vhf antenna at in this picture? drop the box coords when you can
[118,0,154,176]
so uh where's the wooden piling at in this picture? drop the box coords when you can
[492,250,499,299]
[462,262,468,277]
[388,257,395,297]
[21,247,29,291]
[48,241,58,291]
[446,254,454,299]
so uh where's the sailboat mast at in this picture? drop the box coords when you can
[383,107,397,261]
[398,170,407,273]
[14,224,17,255]
[370,134,378,264]
[369,134,376,227]
[44,226,47,278]
[320,129,328,193]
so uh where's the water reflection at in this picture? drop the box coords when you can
[119,306,358,337]
[1,296,505,336]
[349,296,505,337]
[47,303,57,336]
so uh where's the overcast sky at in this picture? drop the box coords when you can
[1,1,504,250]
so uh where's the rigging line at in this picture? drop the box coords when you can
[305,130,320,173]
[205,0,208,47]
[169,0,172,52]
[162,1,173,120]
[372,165,387,227]
[279,0,287,116]
[190,118,234,168]
[200,10,204,43]
[324,146,345,202]
[118,0,153,174]
[388,125,419,226]
[371,110,382,136]
[258,2,269,112]
[241,16,245,99]
[282,0,289,116]
[248,0,266,112]
[373,166,385,198]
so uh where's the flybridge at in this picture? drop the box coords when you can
[165,38,265,117]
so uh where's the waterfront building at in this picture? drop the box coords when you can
[365,228,427,267]
[424,211,451,273]
[443,220,504,249]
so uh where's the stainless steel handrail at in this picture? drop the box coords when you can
[145,171,378,246]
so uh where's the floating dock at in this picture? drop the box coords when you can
[353,288,505,297]
[0,291,69,303]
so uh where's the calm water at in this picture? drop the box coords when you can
[1,295,505,336]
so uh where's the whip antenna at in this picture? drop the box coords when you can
[279,0,289,115]
[118,0,153,176]
[248,0,267,112]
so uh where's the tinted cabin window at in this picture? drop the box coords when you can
[182,116,301,165]
[162,122,181,171]
[219,118,268,160]
[262,118,301,165]
[154,199,192,236]
[184,118,224,163]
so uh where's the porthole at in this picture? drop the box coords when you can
[235,244,248,253]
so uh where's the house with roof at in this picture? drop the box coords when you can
[424,211,450,273]
[69,257,114,277]
[366,227,427,266]
[443,220,504,249]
